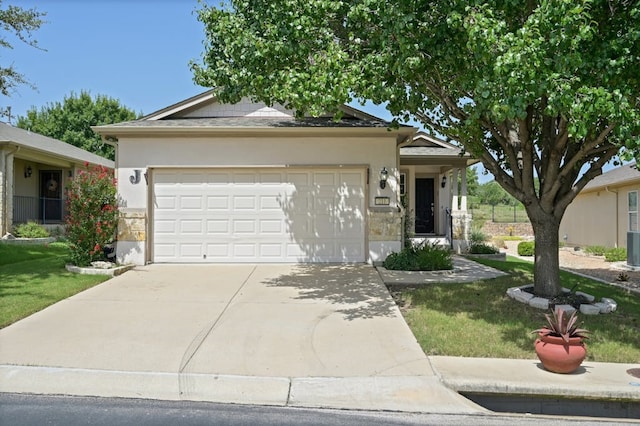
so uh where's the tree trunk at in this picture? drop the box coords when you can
[530,213,562,298]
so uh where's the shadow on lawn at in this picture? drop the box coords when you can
[394,257,640,356]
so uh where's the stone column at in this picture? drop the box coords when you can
[460,166,467,212]
[0,149,5,236]
[451,168,459,211]
[5,151,13,234]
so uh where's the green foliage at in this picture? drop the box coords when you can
[604,247,627,262]
[517,241,535,256]
[17,91,140,160]
[469,228,487,245]
[65,164,118,267]
[584,245,608,256]
[193,0,640,297]
[532,307,590,343]
[477,181,513,206]
[469,243,500,254]
[13,221,49,238]
[0,2,45,96]
[383,242,453,271]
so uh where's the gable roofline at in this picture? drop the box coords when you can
[400,131,477,165]
[140,89,400,124]
[0,122,113,168]
[143,90,216,121]
[581,162,640,192]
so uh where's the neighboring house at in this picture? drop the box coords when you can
[93,91,474,265]
[560,163,640,249]
[0,122,114,237]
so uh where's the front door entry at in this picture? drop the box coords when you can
[415,178,435,234]
[40,170,62,222]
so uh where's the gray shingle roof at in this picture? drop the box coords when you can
[582,163,640,191]
[0,122,113,168]
[96,116,397,129]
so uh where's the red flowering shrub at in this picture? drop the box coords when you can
[65,164,118,266]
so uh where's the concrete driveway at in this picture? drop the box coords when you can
[0,264,483,413]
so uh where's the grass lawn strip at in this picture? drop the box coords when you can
[397,256,640,363]
[0,243,109,328]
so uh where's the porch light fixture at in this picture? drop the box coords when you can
[379,167,388,189]
[441,175,447,188]
[24,165,32,178]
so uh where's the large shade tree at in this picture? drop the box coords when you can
[191,0,640,297]
[0,1,45,96]
[17,90,140,160]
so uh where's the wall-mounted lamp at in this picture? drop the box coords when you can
[379,167,388,189]
[441,175,447,188]
[24,165,32,178]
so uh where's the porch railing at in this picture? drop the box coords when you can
[13,195,66,224]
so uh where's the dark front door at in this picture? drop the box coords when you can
[415,178,435,234]
[40,170,62,222]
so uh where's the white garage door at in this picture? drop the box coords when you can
[152,168,366,263]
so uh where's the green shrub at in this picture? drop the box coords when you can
[469,243,500,254]
[14,222,49,238]
[65,164,118,266]
[585,245,608,256]
[383,242,453,271]
[604,247,627,262]
[517,241,535,256]
[469,228,487,245]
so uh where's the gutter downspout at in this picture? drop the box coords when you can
[605,186,619,248]
[1,145,19,236]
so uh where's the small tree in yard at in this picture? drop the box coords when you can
[65,164,117,267]
[192,1,640,298]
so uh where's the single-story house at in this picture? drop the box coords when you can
[93,91,474,265]
[0,122,114,237]
[560,163,640,249]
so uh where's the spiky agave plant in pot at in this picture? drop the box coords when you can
[532,306,590,374]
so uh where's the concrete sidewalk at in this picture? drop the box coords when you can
[377,257,640,407]
[430,356,640,402]
[0,264,483,414]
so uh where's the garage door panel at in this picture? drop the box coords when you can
[233,196,256,210]
[207,196,229,210]
[179,196,203,210]
[153,168,365,263]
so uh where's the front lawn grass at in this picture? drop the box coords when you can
[399,256,640,363]
[0,243,109,328]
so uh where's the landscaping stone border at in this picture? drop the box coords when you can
[0,237,56,245]
[506,284,617,315]
[65,264,135,277]
[465,253,506,261]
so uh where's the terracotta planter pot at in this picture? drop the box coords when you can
[534,333,587,374]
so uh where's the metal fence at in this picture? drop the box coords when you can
[13,195,65,224]
[469,203,530,223]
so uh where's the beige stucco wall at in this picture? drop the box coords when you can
[115,133,403,264]
[559,185,635,248]
[13,158,38,198]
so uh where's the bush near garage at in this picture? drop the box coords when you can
[65,164,118,267]
[383,242,453,271]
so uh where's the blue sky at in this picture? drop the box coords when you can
[2,1,500,182]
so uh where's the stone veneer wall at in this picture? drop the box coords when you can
[482,221,533,237]
[368,209,402,241]
[117,209,146,242]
